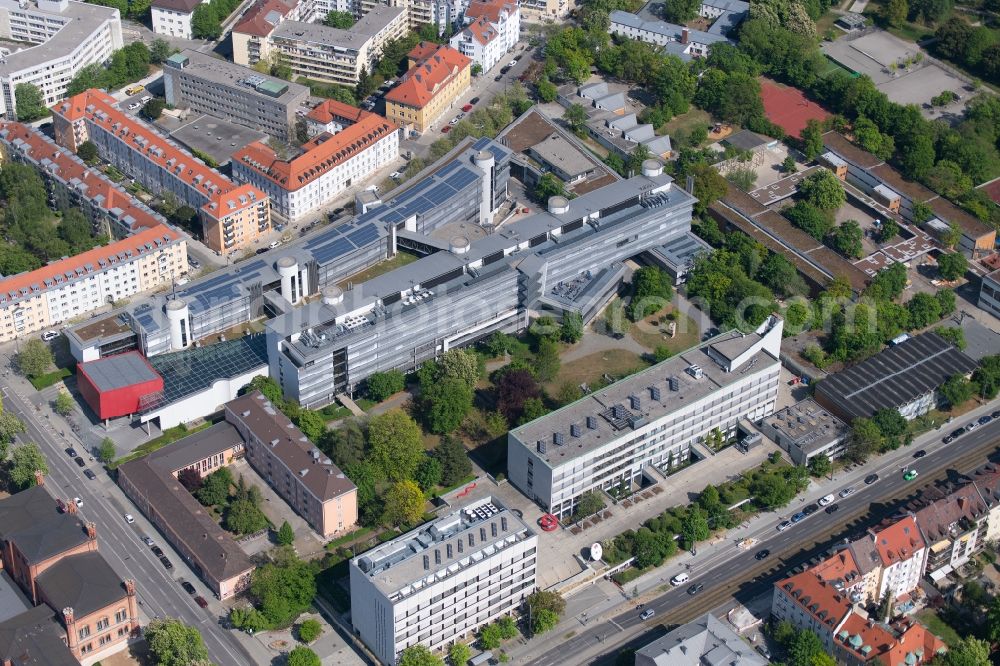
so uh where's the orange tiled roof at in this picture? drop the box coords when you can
[836,615,945,665]
[204,183,267,218]
[408,41,441,64]
[465,0,517,23]
[885,620,946,665]
[386,45,471,110]
[464,17,499,45]
[53,89,267,218]
[775,567,853,630]
[836,613,897,662]
[233,113,397,191]
[233,0,294,37]
[0,121,163,234]
[913,484,988,543]
[306,99,366,126]
[872,516,925,566]
[0,223,182,307]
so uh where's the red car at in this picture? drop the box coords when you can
[194,596,208,608]
[462,103,473,112]
[441,125,452,134]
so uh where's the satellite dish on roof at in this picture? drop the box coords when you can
[589,542,603,561]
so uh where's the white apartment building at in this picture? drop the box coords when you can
[232,103,399,222]
[508,316,783,518]
[464,0,518,51]
[449,0,519,72]
[0,0,122,119]
[978,269,1000,319]
[350,497,537,666]
[151,0,208,39]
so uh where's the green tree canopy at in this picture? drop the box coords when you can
[436,435,472,487]
[196,467,233,506]
[225,498,268,535]
[366,370,405,402]
[287,646,321,666]
[798,169,846,211]
[98,437,116,464]
[277,520,295,546]
[423,378,473,434]
[9,443,47,490]
[324,10,355,27]
[54,391,75,417]
[940,373,975,408]
[383,479,425,527]
[250,554,316,627]
[14,83,47,122]
[145,618,209,666]
[938,251,968,281]
[398,645,444,666]
[368,410,424,481]
[16,339,53,378]
[449,642,472,666]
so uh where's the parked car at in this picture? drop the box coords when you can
[687,583,704,595]
[469,97,480,104]
[194,596,208,608]
[41,330,59,341]
[390,171,402,180]
[913,449,927,458]
[864,473,879,485]
[839,486,856,498]
[494,74,503,81]
[73,497,83,507]
[755,549,770,560]
[449,116,461,125]
[181,581,196,595]
[83,469,96,480]
[269,240,280,249]
[74,457,86,468]
[255,248,268,255]
[791,512,807,523]
[640,609,655,620]
[952,427,966,438]
[777,520,793,532]
[670,572,690,586]
[802,503,819,516]
[943,435,955,444]
[824,503,840,514]
[818,493,835,506]
[756,644,772,660]
[903,469,919,481]
[124,513,135,524]
[462,103,473,112]
[967,421,979,431]
[143,536,155,547]
[979,415,992,426]
[159,556,173,569]
[127,102,140,111]
[140,95,152,104]
[151,546,164,557]
[187,257,201,269]
[992,410,1000,419]
[441,126,452,133]
[65,447,78,457]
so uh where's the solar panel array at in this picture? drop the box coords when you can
[305,219,385,267]
[149,333,269,404]
[363,163,481,229]
[186,259,269,314]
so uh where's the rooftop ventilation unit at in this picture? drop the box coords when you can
[629,395,641,410]
[553,432,564,446]
[501,517,508,531]
[686,365,704,379]
[586,415,597,429]
[650,386,661,400]
[612,404,625,420]
[570,424,581,438]
[537,440,547,454]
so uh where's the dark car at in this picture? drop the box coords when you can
[791,512,807,523]
[687,583,704,595]
[181,581,196,595]
[151,546,164,557]
[65,447,78,457]
[470,96,480,104]
[255,248,267,255]
[952,427,966,438]
[824,503,840,514]
[756,644,772,660]
[979,415,993,426]
[194,596,208,608]
[494,74,503,81]
[83,469,96,480]
[755,549,770,560]
[74,457,86,468]
[159,556,173,569]
[992,410,1000,419]
[803,503,819,516]
[864,473,879,485]
[943,435,955,444]
[913,449,927,458]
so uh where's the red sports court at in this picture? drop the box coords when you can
[760,79,831,139]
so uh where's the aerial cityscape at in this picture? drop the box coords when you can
[0,0,999,662]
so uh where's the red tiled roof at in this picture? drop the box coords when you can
[233,0,294,37]
[871,516,924,566]
[204,183,267,218]
[306,99,366,126]
[775,567,853,630]
[977,176,1000,206]
[913,484,988,543]
[464,17,498,45]
[0,223,182,306]
[386,45,471,110]
[408,41,441,64]
[0,121,162,233]
[233,113,397,191]
[836,615,945,665]
[53,89,267,219]
[465,0,517,23]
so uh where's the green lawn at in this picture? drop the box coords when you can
[337,252,419,289]
[663,109,713,147]
[109,422,213,470]
[29,367,72,390]
[916,609,962,646]
[544,349,649,395]
[628,310,700,355]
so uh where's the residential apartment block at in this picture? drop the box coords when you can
[51,89,271,255]
[519,0,573,21]
[913,484,988,581]
[0,481,140,665]
[163,50,309,143]
[232,102,399,222]
[449,0,519,72]
[821,131,996,257]
[350,497,537,665]
[151,0,207,38]
[0,0,122,119]
[226,391,358,537]
[978,269,1000,319]
[385,44,471,133]
[508,317,783,518]
[608,0,746,60]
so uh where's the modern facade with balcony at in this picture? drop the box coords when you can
[350,497,537,665]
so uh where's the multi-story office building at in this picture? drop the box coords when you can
[508,316,783,517]
[385,44,471,133]
[0,0,122,119]
[151,0,207,38]
[226,391,358,537]
[162,50,309,142]
[350,497,537,665]
[232,104,398,221]
[758,398,850,466]
[51,89,271,255]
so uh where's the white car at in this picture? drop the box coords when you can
[73,497,83,507]
[140,95,152,104]
[269,240,280,249]
[390,171,402,180]
[40,330,59,342]
[449,117,460,125]
[127,102,140,111]
[670,572,690,586]
[124,513,135,524]
[508,60,517,68]
[818,493,835,507]
[777,520,793,531]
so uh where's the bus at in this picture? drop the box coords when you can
[125,85,145,96]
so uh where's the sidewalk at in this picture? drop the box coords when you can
[505,397,1000,664]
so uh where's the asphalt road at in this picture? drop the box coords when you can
[527,417,1000,666]
[1,384,254,666]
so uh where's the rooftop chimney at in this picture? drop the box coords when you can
[681,27,689,44]
[86,522,96,540]
[34,470,44,487]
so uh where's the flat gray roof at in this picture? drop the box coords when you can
[511,330,780,467]
[0,571,31,624]
[0,0,119,76]
[760,398,848,456]
[528,132,594,179]
[145,421,244,473]
[165,113,269,166]
[167,50,308,105]
[78,351,160,392]
[273,5,403,48]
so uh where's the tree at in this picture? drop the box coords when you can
[16,339,53,378]
[226,498,268,535]
[229,605,269,633]
[197,467,233,506]
[907,291,942,328]
[690,163,728,215]
[9,443,47,489]
[973,355,1000,399]
[662,0,700,20]
[145,618,209,666]
[628,267,673,321]
[251,555,316,627]
[142,98,166,120]
[681,506,711,547]
[788,628,831,666]
[786,202,833,241]
[939,373,975,408]
[54,391,75,417]
[574,491,605,518]
[423,378,473,435]
[98,437,116,464]
[368,410,424,481]
[177,467,202,493]
[366,370,405,402]
[808,453,831,477]
[531,609,559,635]
[0,406,25,453]
[383,480,425,527]
[938,252,967,281]
[935,325,965,351]
[287,646,321,666]
[150,38,173,64]
[277,520,295,546]
[527,590,566,619]
[534,338,561,382]
[14,83,47,122]
[324,9,355,27]
[414,456,442,491]
[799,169,845,211]
[519,398,548,424]
[436,436,472,487]
[318,419,365,470]
[437,349,481,388]
[561,311,584,343]
[933,637,990,666]
[537,77,558,102]
[534,173,565,202]
[828,221,864,259]
[877,218,899,243]
[449,642,471,666]
[191,3,221,38]
[564,103,588,133]
[865,262,908,301]
[883,0,908,27]
[398,645,444,666]
[986,595,1000,643]
[293,409,325,442]
[800,120,825,161]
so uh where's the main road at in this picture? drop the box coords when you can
[1,384,260,666]
[527,417,1000,666]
